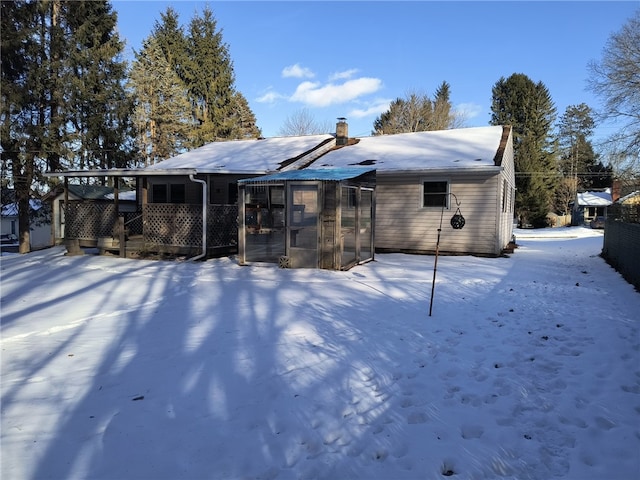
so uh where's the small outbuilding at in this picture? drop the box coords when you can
[571,188,613,226]
[238,167,375,270]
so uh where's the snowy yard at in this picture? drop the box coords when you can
[1,227,639,480]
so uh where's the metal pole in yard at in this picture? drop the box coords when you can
[429,192,464,316]
[429,202,446,316]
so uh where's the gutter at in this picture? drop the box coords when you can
[376,165,504,176]
[188,174,207,261]
[44,168,199,178]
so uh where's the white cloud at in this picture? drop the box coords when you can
[256,90,285,104]
[348,98,392,119]
[290,77,383,107]
[329,69,358,81]
[282,64,315,79]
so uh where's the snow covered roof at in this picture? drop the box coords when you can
[239,167,375,183]
[145,134,336,174]
[1,199,42,216]
[55,185,136,201]
[577,190,613,206]
[617,190,640,204]
[310,126,507,172]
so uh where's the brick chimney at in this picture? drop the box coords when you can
[336,117,348,146]
[612,179,621,203]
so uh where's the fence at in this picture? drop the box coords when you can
[602,204,640,290]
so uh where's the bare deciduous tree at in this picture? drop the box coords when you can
[278,109,332,136]
[587,10,640,165]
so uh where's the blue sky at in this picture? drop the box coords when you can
[112,1,638,142]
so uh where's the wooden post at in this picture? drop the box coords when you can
[118,216,126,258]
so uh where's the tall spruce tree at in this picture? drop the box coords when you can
[491,73,557,227]
[66,1,133,174]
[129,36,192,165]
[144,6,260,149]
[1,0,133,252]
[182,6,260,145]
[152,7,188,80]
[1,0,36,253]
[432,81,453,131]
[557,104,602,194]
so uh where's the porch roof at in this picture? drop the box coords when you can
[238,167,375,183]
[44,168,198,178]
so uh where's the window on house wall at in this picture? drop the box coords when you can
[152,183,186,203]
[228,183,238,204]
[152,184,168,203]
[423,181,449,208]
[170,184,186,203]
[502,179,508,213]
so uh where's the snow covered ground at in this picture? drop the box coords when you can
[1,227,639,480]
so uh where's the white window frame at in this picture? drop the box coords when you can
[421,178,450,209]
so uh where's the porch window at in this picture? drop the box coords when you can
[423,181,449,208]
[151,183,186,203]
[228,183,238,204]
[152,184,168,203]
[170,184,185,204]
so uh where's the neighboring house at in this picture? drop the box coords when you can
[571,189,613,226]
[617,190,640,205]
[308,125,516,257]
[47,134,336,257]
[1,199,51,252]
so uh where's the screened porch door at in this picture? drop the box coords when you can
[287,184,319,268]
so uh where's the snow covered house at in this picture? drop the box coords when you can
[1,198,51,252]
[307,125,516,257]
[47,135,336,258]
[617,190,640,206]
[571,189,613,226]
[47,125,516,260]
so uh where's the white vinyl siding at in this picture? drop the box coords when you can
[375,173,505,255]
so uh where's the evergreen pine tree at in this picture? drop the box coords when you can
[148,6,260,146]
[182,6,237,145]
[66,0,133,174]
[129,37,192,165]
[491,73,557,227]
[432,81,453,131]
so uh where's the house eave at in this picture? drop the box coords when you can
[377,166,503,176]
[44,168,198,178]
[44,168,271,178]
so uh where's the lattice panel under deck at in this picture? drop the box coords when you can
[66,202,117,239]
[144,204,203,247]
[207,205,238,246]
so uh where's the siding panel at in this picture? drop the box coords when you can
[375,174,503,255]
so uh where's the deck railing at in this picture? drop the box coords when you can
[65,202,238,253]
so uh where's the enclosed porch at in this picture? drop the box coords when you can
[50,170,239,259]
[238,168,375,270]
